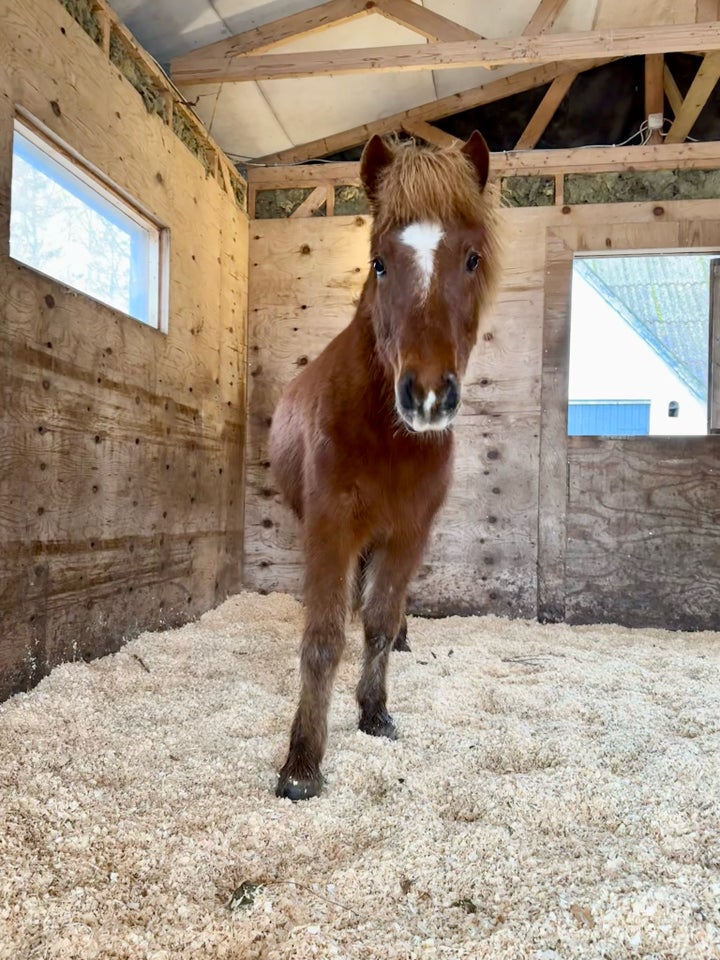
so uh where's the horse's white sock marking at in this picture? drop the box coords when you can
[399,222,444,297]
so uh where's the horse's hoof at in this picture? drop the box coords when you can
[393,623,411,652]
[360,711,398,740]
[275,772,324,801]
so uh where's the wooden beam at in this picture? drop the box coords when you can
[697,0,720,20]
[664,63,684,116]
[246,142,720,193]
[171,21,720,85]
[376,0,482,41]
[523,0,571,36]
[289,185,328,218]
[401,119,456,147]
[258,58,612,163]
[645,54,665,144]
[171,0,372,79]
[514,71,576,149]
[665,51,720,143]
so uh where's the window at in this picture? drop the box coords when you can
[9,117,168,331]
[568,253,718,436]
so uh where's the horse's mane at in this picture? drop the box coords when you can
[370,137,496,234]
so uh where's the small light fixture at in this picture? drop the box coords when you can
[668,401,679,418]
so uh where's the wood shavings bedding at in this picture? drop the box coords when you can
[1,591,719,959]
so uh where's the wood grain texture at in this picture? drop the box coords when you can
[566,437,720,630]
[246,201,720,628]
[172,22,720,84]
[0,0,248,700]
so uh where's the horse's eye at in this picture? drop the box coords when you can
[371,257,386,277]
[466,252,480,272]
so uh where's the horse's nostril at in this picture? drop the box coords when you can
[441,373,460,413]
[397,371,417,413]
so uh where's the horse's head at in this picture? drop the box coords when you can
[360,132,499,434]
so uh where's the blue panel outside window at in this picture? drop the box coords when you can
[568,401,650,436]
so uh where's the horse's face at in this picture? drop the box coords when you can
[361,133,496,435]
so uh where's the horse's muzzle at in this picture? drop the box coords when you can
[395,370,460,433]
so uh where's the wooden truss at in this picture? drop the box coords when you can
[168,0,720,163]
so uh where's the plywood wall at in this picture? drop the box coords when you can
[0,0,248,699]
[246,198,720,630]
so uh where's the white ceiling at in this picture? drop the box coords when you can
[107,0,697,160]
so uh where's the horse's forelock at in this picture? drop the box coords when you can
[370,140,492,235]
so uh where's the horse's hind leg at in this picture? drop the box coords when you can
[276,513,357,801]
[357,536,425,738]
[358,551,411,652]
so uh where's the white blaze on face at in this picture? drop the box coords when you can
[399,222,444,298]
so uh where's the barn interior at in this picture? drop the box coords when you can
[1,1,720,955]
[3,0,719,698]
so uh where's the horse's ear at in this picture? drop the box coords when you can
[461,130,490,191]
[360,135,394,204]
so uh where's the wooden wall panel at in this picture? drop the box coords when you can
[566,438,720,629]
[0,0,248,699]
[247,198,720,628]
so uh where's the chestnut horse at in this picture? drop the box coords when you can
[270,131,500,800]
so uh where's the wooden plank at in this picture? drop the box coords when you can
[170,0,372,76]
[289,184,328,218]
[247,141,720,194]
[645,54,665,144]
[666,51,720,143]
[171,22,720,84]
[515,71,577,150]
[710,258,720,432]
[664,63,684,116]
[402,119,456,147]
[257,58,612,163]
[565,438,720,630]
[376,0,483,41]
[696,0,720,20]
[536,230,573,622]
[523,0,571,36]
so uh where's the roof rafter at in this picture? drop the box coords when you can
[169,0,372,69]
[522,0,571,36]
[665,50,720,142]
[257,58,614,163]
[374,0,482,41]
[644,54,664,144]
[171,21,720,85]
[515,70,577,149]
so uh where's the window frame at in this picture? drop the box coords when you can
[9,113,169,333]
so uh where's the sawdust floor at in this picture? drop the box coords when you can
[1,591,719,960]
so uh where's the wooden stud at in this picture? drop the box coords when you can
[325,183,335,217]
[376,0,483,41]
[663,63,684,117]
[515,71,577,150]
[402,119,456,148]
[289,185,328,218]
[645,54,665,144]
[554,172,564,205]
[171,22,720,85]
[666,51,720,143]
[161,90,174,127]
[697,0,720,20]
[91,2,111,57]
[523,0,571,36]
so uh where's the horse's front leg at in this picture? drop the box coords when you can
[276,513,357,801]
[357,533,427,738]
